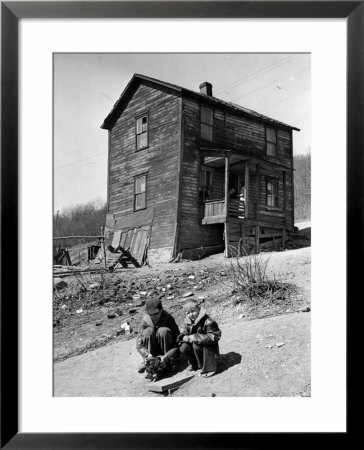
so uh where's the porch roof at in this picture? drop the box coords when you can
[197,138,293,172]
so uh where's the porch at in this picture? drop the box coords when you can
[202,199,245,225]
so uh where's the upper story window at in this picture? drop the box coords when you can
[200,106,213,141]
[266,127,277,157]
[266,179,278,207]
[136,114,148,150]
[134,174,147,210]
[199,168,213,201]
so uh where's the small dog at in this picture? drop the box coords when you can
[144,356,167,382]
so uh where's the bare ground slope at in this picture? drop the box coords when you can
[54,310,310,397]
[53,244,311,397]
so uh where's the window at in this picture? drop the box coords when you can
[134,174,147,210]
[200,106,213,141]
[199,168,212,201]
[136,115,148,150]
[266,127,277,156]
[266,179,278,207]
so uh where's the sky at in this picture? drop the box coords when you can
[54,53,310,212]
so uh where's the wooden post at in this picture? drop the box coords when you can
[245,162,249,219]
[283,170,287,225]
[224,156,229,257]
[101,226,107,269]
[241,224,246,255]
[255,225,260,253]
[256,163,260,220]
[282,228,286,250]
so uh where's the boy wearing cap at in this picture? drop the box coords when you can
[136,298,180,374]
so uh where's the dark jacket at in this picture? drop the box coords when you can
[177,308,221,348]
[136,309,180,359]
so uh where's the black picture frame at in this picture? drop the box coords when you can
[1,1,359,448]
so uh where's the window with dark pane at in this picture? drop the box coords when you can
[199,168,212,201]
[134,174,147,210]
[136,115,148,150]
[200,106,213,141]
[266,127,277,156]
[266,180,278,207]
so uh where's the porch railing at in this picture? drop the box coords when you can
[203,198,245,220]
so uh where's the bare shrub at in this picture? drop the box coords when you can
[226,247,296,307]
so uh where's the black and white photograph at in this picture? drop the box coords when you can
[53,53,311,397]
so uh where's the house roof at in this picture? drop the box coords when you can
[101,73,300,131]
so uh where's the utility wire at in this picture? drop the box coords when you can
[55,150,107,170]
[214,55,301,95]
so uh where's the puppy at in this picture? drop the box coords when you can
[144,356,167,382]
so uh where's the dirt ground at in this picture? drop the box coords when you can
[54,310,310,397]
[53,223,311,397]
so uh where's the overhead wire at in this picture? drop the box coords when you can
[214,54,302,95]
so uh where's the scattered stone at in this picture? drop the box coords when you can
[88,283,100,290]
[76,308,83,314]
[162,288,166,292]
[188,275,195,280]
[301,306,311,312]
[96,321,102,326]
[182,292,194,298]
[276,342,285,347]
[166,284,172,289]
[197,296,205,301]
[115,308,123,316]
[107,312,116,319]
[61,304,67,310]
[132,295,141,301]
[134,301,145,308]
[237,314,244,319]
[265,345,273,349]
[140,291,148,296]
[54,278,68,290]
[167,296,175,300]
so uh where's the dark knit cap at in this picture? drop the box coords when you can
[145,298,162,314]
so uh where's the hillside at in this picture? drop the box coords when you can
[53,230,311,397]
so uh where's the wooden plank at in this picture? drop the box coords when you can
[260,237,283,249]
[224,156,229,257]
[255,225,260,252]
[259,209,285,218]
[283,170,287,225]
[245,162,249,218]
[259,232,283,239]
[147,374,195,393]
[202,215,226,225]
[111,229,122,249]
[282,228,286,249]
[256,163,260,220]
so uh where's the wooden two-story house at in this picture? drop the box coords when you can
[101,74,299,265]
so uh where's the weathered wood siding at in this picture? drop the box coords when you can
[177,98,224,251]
[178,96,294,247]
[108,83,181,259]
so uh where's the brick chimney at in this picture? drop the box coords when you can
[199,81,213,97]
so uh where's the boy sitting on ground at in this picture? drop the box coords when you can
[136,298,180,379]
[177,300,221,378]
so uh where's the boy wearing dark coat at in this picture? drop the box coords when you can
[136,298,180,375]
[178,300,221,377]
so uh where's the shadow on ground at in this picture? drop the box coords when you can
[217,352,242,374]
